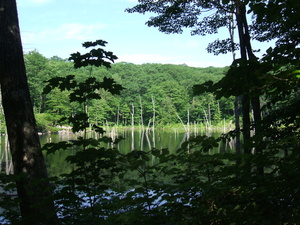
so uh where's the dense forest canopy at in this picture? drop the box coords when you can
[13,50,232,132]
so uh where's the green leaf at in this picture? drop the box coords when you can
[151,149,161,157]
[193,80,214,96]
[92,124,105,134]
[82,40,108,48]
[68,113,89,132]
[292,70,300,78]
[268,87,277,93]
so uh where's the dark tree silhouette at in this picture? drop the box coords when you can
[0,0,57,224]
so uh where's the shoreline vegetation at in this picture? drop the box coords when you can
[37,120,235,136]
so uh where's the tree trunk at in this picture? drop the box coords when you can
[240,4,262,150]
[234,96,241,154]
[235,2,259,154]
[228,10,241,154]
[0,1,57,224]
[235,2,263,174]
[241,94,251,154]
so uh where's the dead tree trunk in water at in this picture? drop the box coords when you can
[139,95,144,131]
[151,96,156,133]
[0,1,57,224]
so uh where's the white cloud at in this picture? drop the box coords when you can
[55,23,106,40]
[22,23,107,44]
[21,23,108,58]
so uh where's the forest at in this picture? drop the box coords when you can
[0,0,300,225]
[18,51,231,132]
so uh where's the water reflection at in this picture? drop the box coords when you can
[113,129,187,154]
[0,130,235,176]
[0,135,13,175]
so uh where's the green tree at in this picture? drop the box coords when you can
[159,80,189,118]
[24,51,48,113]
[45,88,77,125]
[88,90,117,127]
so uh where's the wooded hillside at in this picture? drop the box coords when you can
[18,51,232,132]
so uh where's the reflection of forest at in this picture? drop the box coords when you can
[0,130,235,177]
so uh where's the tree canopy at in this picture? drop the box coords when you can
[18,52,230,131]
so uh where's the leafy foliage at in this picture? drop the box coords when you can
[69,40,118,69]
[23,52,229,131]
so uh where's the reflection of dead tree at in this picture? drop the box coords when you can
[131,131,135,151]
[130,104,135,151]
[152,129,156,149]
[5,132,13,174]
[145,117,155,148]
[145,132,152,150]
[193,121,198,136]
[139,129,145,151]
[173,128,179,138]
[175,112,192,152]
[110,127,118,148]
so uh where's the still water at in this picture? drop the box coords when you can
[0,129,234,176]
[39,129,187,154]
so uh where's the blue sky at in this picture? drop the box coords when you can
[16,0,274,67]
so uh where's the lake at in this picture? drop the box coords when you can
[0,129,235,176]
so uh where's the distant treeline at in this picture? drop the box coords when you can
[17,51,234,132]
